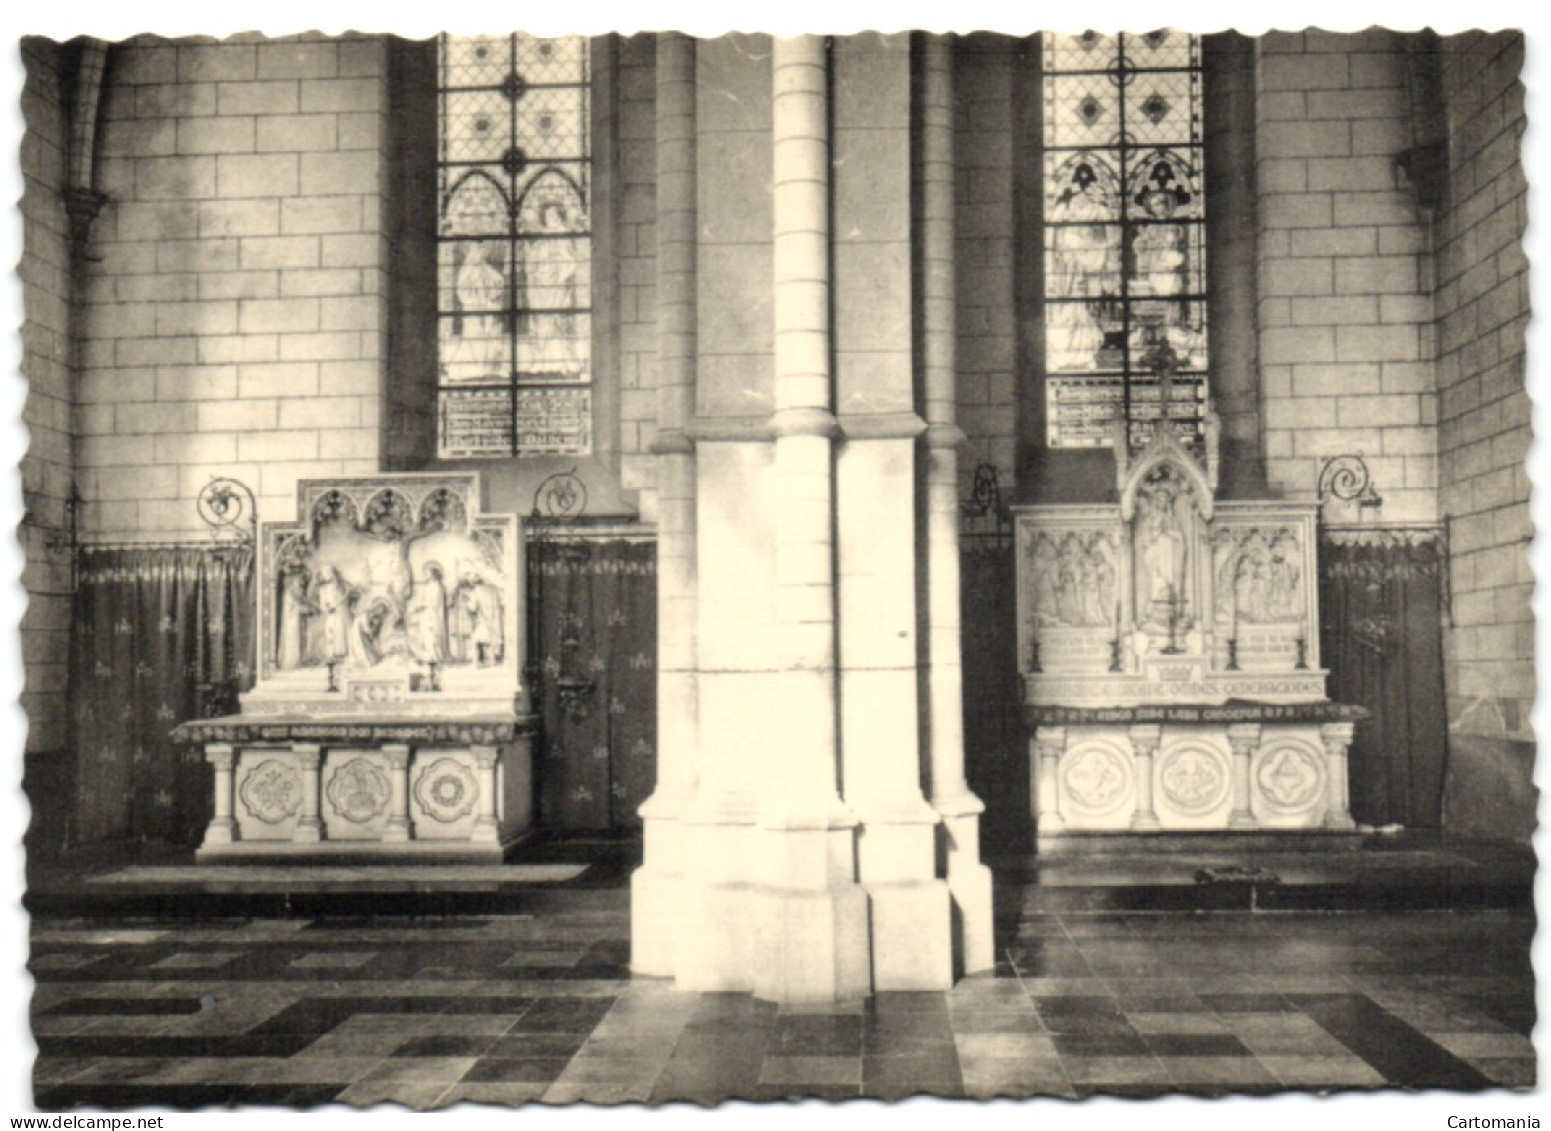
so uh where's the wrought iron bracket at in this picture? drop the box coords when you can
[197,477,258,543]
[1318,455,1383,511]
[531,468,589,520]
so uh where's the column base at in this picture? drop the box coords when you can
[673,811,760,992]
[752,882,871,1003]
[867,879,952,990]
[1130,812,1162,831]
[1228,810,1257,829]
[937,808,995,976]
[381,817,409,843]
[470,817,501,845]
[292,819,322,844]
[948,859,996,976]
[201,818,235,847]
[675,880,758,992]
[630,864,685,978]
[1323,812,1357,831]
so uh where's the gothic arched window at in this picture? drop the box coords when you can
[1042,31,1209,450]
[435,34,593,458]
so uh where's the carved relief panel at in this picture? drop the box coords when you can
[1208,505,1321,675]
[322,751,394,840]
[1056,736,1136,826]
[248,473,523,716]
[233,751,301,841]
[409,751,486,840]
[1251,735,1328,827]
[1153,732,1232,826]
[1015,509,1123,677]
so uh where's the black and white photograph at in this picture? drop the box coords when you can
[3,0,1544,1119]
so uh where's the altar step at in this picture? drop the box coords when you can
[24,835,639,919]
[28,832,1528,920]
[1004,831,1533,914]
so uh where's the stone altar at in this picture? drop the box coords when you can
[176,473,535,860]
[1014,385,1364,844]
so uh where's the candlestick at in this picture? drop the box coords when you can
[1161,581,1184,656]
[1110,600,1123,673]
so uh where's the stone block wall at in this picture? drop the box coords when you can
[1254,30,1440,519]
[20,39,75,851]
[1434,32,1533,841]
[616,34,659,515]
[694,35,774,417]
[952,37,1018,500]
[76,34,391,540]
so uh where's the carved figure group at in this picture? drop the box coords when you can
[1217,530,1303,625]
[275,541,506,677]
[1028,532,1117,629]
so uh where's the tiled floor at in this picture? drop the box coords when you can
[28,903,1536,1108]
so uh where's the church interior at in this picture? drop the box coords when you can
[15,27,1537,1106]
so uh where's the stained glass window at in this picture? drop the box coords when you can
[1041,31,1209,449]
[437,34,593,459]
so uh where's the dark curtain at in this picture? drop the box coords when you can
[69,544,256,846]
[526,537,657,831]
[1318,531,1447,828]
[959,537,1029,858]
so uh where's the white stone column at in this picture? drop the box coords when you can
[382,744,410,843]
[1320,722,1358,830]
[293,744,322,843]
[202,744,236,846]
[670,36,769,995]
[470,746,500,844]
[749,35,869,1004]
[919,33,995,977]
[1034,727,1067,836]
[1227,723,1260,829]
[1129,724,1162,830]
[830,34,947,991]
[632,31,702,978]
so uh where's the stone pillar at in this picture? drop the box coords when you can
[382,744,410,843]
[470,745,501,844]
[1320,722,1358,830]
[919,33,995,976]
[670,34,773,995]
[1033,727,1067,835]
[749,35,870,1004]
[632,31,702,978]
[203,744,236,846]
[1227,723,1260,828]
[1128,724,1162,830]
[293,744,322,843]
[832,35,948,992]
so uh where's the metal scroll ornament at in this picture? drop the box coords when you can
[1318,455,1383,510]
[532,469,588,519]
[197,477,258,543]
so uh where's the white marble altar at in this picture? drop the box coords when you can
[178,473,535,860]
[1015,397,1363,844]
